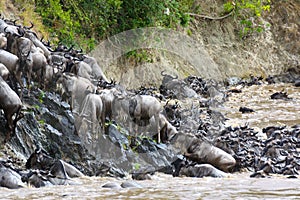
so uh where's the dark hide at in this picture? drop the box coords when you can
[170,132,236,172]
[129,97,137,119]
[179,164,228,178]
[26,148,83,186]
[26,148,55,170]
[129,96,151,126]
[21,170,53,188]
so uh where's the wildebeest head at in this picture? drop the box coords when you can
[26,148,56,170]
[161,70,178,86]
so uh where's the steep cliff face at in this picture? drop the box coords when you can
[90,1,300,89]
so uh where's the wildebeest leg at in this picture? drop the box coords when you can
[26,66,33,96]
[8,75,19,96]
[155,115,161,143]
[4,111,13,142]
[15,70,24,99]
[12,106,22,132]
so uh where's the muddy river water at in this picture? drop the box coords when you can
[1,83,300,199]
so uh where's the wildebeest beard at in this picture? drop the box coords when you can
[129,98,151,126]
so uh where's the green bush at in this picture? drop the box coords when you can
[223,0,271,38]
[32,0,193,52]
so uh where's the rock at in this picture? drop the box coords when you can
[294,80,300,87]
[0,163,25,189]
[131,165,155,180]
[102,182,122,189]
[121,181,143,188]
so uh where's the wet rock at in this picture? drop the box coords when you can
[131,165,155,180]
[294,80,300,87]
[102,182,122,189]
[93,161,126,178]
[121,180,143,188]
[0,163,25,189]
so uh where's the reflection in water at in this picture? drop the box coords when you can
[1,83,299,199]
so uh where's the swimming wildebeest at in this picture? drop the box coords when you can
[170,132,236,172]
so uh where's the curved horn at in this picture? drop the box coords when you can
[64,53,72,59]
[17,27,25,37]
[172,74,178,79]
[66,44,74,52]
[13,19,22,28]
[109,78,115,85]
[4,26,9,34]
[41,36,51,47]
[24,21,34,29]
[161,70,167,76]
[27,30,38,39]
[13,19,18,25]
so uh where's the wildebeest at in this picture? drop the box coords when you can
[0,63,9,80]
[0,76,22,141]
[24,31,51,61]
[160,71,197,99]
[26,148,84,178]
[24,148,84,187]
[0,18,19,35]
[98,87,125,123]
[0,33,7,49]
[25,45,48,89]
[56,73,96,113]
[170,132,236,172]
[76,93,104,135]
[0,49,22,91]
[171,155,229,178]
[157,113,178,143]
[70,59,93,80]
[113,93,164,143]
[82,55,109,82]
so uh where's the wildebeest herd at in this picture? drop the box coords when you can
[0,15,299,189]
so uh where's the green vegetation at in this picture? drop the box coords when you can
[21,0,192,52]
[2,0,271,51]
[223,0,271,38]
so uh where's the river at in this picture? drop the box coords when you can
[1,82,299,199]
[1,173,299,199]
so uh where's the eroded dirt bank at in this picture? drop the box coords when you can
[91,1,300,89]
